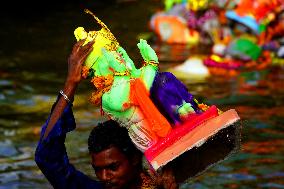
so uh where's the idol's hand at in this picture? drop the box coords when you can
[67,40,94,84]
[137,39,158,63]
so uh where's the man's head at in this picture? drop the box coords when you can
[88,120,143,189]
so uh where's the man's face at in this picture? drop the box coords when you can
[91,147,137,189]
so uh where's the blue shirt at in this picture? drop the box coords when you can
[34,101,103,189]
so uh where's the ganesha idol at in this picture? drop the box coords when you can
[75,10,241,177]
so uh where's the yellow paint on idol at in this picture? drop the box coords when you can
[188,0,209,11]
[74,9,120,68]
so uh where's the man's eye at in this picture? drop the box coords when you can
[92,165,101,172]
[109,164,119,171]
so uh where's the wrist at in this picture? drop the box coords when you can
[59,90,73,103]
[143,60,159,67]
[62,80,78,101]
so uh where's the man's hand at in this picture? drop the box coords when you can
[67,40,94,84]
[43,40,93,139]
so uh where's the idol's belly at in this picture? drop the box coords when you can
[101,76,159,151]
[103,105,159,152]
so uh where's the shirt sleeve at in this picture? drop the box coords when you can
[34,99,103,189]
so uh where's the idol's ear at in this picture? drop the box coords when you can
[94,50,112,76]
[102,48,127,73]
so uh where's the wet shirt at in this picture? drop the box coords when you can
[34,101,103,189]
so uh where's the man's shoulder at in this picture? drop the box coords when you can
[140,172,158,189]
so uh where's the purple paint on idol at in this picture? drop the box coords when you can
[150,72,201,125]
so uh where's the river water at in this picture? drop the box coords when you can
[0,1,284,188]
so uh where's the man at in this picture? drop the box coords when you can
[35,40,177,189]
[88,120,155,189]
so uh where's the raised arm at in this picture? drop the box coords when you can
[35,40,103,189]
[43,40,94,139]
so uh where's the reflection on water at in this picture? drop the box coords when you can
[1,1,284,188]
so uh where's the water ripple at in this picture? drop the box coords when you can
[220,173,257,181]
[258,183,284,188]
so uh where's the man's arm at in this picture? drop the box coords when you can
[43,40,93,139]
[35,40,103,189]
[35,101,102,189]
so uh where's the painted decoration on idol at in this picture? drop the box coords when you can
[75,9,241,180]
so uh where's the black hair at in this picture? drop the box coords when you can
[88,120,142,159]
